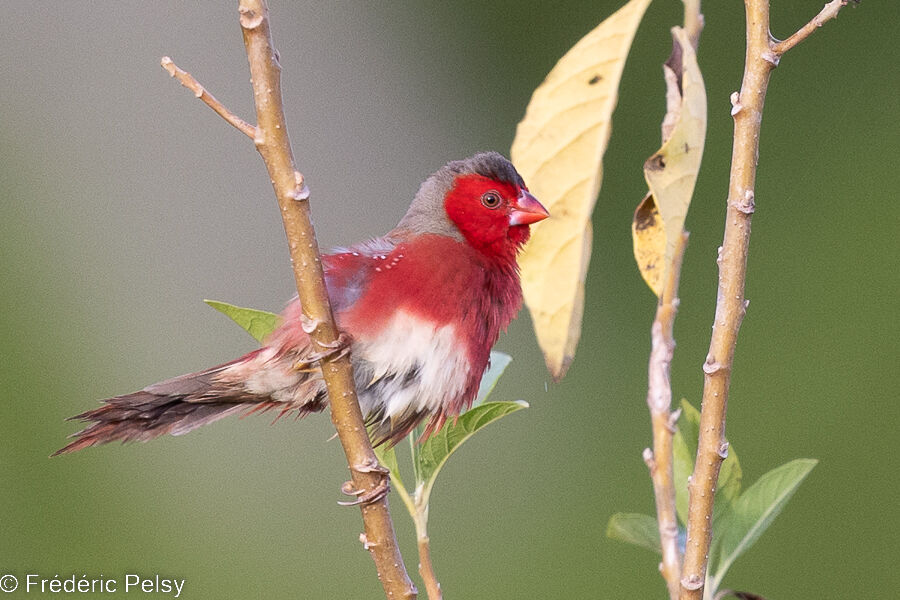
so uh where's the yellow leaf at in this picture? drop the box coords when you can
[511,0,652,380]
[632,27,707,296]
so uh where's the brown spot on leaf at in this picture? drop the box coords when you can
[588,74,603,85]
[645,154,666,171]
[716,591,769,600]
[633,194,658,232]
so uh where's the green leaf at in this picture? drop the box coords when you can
[204,299,279,343]
[373,443,405,492]
[473,351,513,408]
[372,442,418,520]
[375,352,519,523]
[606,513,661,554]
[672,399,700,525]
[717,438,743,506]
[709,458,818,592]
[673,399,742,525]
[415,400,528,506]
[410,351,513,486]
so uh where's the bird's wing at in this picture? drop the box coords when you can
[322,235,399,313]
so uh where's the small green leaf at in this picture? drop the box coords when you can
[373,443,405,492]
[717,439,743,506]
[710,458,818,592]
[415,400,528,506]
[673,399,700,525]
[371,441,418,520]
[606,513,661,554]
[473,352,513,408]
[673,399,742,525]
[204,299,279,343]
[410,351,513,486]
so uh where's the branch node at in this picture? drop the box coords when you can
[761,49,780,67]
[299,312,323,334]
[354,456,391,475]
[717,441,730,459]
[359,532,378,551]
[667,408,682,431]
[291,171,311,201]
[702,355,726,375]
[681,574,704,591]
[239,5,264,29]
[730,92,743,116]
[160,56,176,76]
[643,448,656,471]
[732,189,756,214]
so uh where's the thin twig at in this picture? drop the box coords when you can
[160,1,416,597]
[646,232,689,600]
[160,57,256,140]
[772,0,847,55]
[679,1,849,598]
[682,0,704,51]
[643,3,703,599]
[414,513,442,600]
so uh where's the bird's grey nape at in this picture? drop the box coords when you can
[394,152,524,239]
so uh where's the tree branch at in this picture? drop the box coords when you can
[413,513,442,600]
[163,2,417,598]
[679,1,850,598]
[644,3,703,599]
[235,2,416,598]
[160,57,256,140]
[682,0,704,51]
[772,0,848,55]
[645,232,689,600]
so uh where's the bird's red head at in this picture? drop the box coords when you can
[395,152,548,263]
[443,173,548,260]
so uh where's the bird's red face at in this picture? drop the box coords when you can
[443,174,549,260]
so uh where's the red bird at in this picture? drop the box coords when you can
[55,152,548,455]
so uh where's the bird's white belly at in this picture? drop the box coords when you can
[355,310,471,421]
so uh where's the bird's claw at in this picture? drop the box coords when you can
[337,478,390,506]
[293,333,351,372]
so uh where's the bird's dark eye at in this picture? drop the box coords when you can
[481,191,502,209]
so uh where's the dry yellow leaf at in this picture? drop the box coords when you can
[632,27,707,296]
[511,0,652,380]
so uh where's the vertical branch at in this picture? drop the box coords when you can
[644,3,704,599]
[413,513,442,600]
[682,0,704,50]
[236,1,416,598]
[645,232,690,600]
[680,2,849,598]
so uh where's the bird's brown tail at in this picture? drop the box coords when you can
[53,352,324,456]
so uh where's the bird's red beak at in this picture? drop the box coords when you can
[508,190,549,226]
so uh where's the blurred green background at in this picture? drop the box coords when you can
[1,1,896,598]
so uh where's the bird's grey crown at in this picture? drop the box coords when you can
[394,152,524,240]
